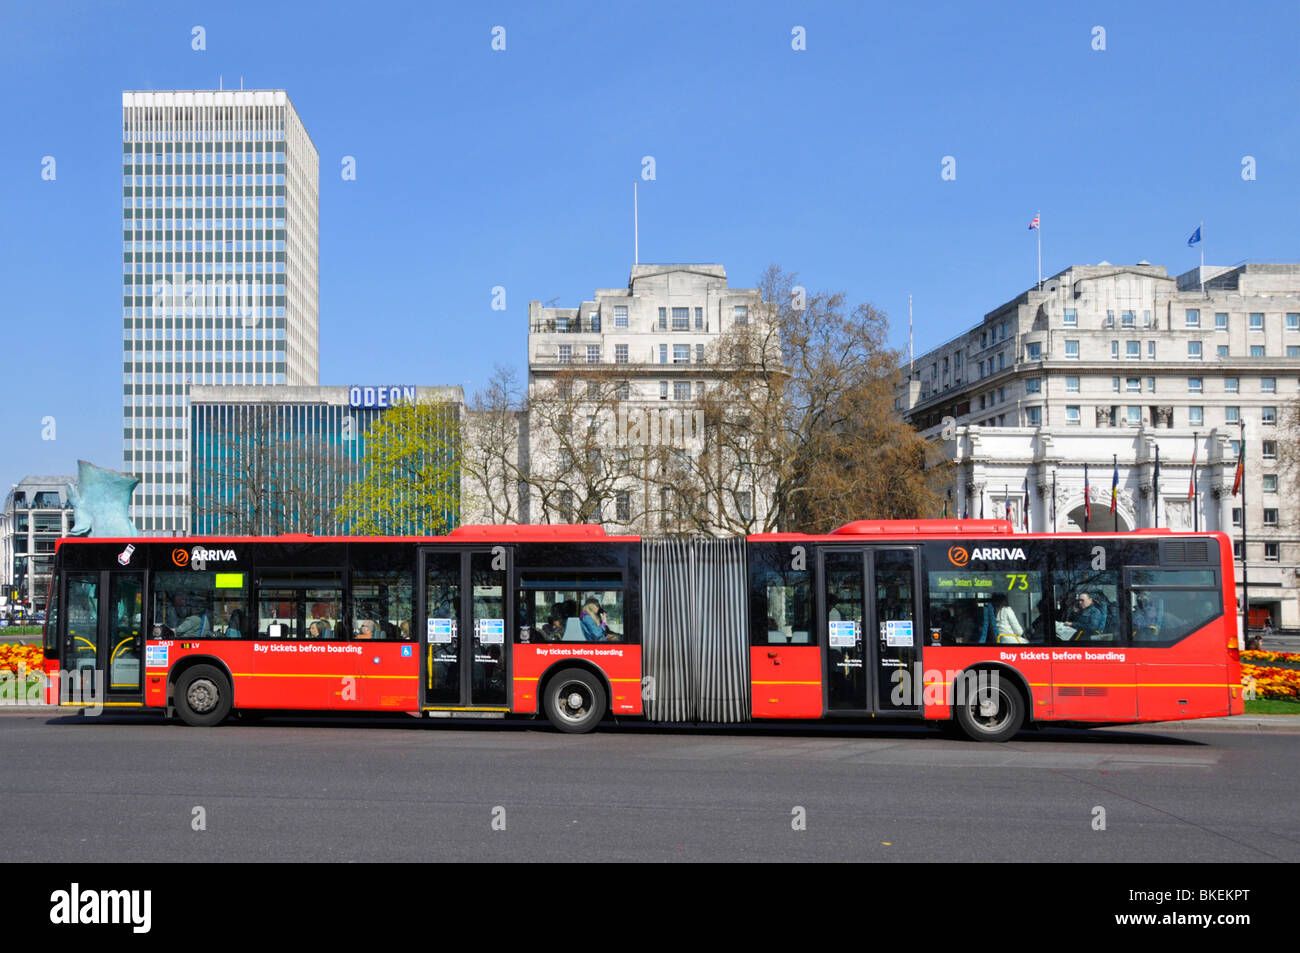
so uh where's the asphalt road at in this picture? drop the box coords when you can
[1,712,1295,862]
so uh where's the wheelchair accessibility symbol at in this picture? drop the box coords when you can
[401,645,413,658]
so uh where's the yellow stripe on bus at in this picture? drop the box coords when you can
[59,702,145,708]
[752,680,821,685]
[421,706,511,712]
[1052,682,1234,689]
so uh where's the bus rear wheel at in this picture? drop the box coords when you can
[954,672,1023,743]
[543,668,606,734]
[174,664,232,727]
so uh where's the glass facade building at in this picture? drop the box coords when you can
[190,386,464,536]
[122,90,320,535]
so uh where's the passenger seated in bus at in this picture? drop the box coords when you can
[1023,598,1047,642]
[539,613,565,641]
[398,620,411,640]
[225,609,245,639]
[992,594,1026,644]
[1132,593,1162,640]
[598,607,621,641]
[580,599,606,642]
[1060,590,1107,640]
[174,608,207,639]
[949,602,979,643]
[164,591,187,629]
[355,620,376,640]
[956,599,996,643]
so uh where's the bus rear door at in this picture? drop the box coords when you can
[819,547,922,716]
[419,547,512,714]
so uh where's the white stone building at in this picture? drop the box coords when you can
[900,261,1300,628]
[522,264,772,532]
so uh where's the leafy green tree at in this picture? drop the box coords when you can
[336,400,461,535]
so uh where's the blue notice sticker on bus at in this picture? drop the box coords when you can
[146,645,169,668]
[882,620,914,647]
[401,644,413,657]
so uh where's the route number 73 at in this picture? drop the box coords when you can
[1004,573,1029,591]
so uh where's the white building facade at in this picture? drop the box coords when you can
[901,262,1300,629]
[1,477,75,613]
[122,90,320,535]
[524,264,770,532]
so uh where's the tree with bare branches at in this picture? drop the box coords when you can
[655,265,947,534]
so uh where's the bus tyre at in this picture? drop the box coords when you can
[543,669,606,734]
[175,665,232,727]
[955,672,1022,743]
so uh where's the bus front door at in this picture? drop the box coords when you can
[820,548,921,716]
[60,570,145,706]
[419,547,512,713]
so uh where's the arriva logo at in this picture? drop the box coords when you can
[190,547,236,562]
[969,547,1027,561]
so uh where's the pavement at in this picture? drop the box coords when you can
[2,712,1297,862]
[2,705,1295,731]
[1260,632,1300,652]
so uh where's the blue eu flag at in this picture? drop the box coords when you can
[1187,225,1202,247]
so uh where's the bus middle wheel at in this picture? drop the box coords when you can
[543,668,606,734]
[174,664,233,727]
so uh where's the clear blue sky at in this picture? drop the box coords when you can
[2,0,1297,495]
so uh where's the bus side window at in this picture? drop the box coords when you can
[1052,570,1119,643]
[748,544,810,646]
[926,568,1044,645]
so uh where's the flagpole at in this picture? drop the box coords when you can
[633,181,639,265]
[1192,431,1199,532]
[909,294,914,380]
[1024,478,1030,533]
[1084,463,1090,533]
[1199,220,1204,295]
[1112,454,1119,529]
[1239,420,1249,643]
[1052,469,1057,532]
[1154,444,1160,528]
[1036,210,1042,292]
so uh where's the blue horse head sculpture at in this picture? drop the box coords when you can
[67,460,140,537]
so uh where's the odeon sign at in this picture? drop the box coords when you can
[349,385,417,408]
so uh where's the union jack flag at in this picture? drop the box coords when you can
[1028,215,1040,230]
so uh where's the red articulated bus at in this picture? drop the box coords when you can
[43,520,1244,741]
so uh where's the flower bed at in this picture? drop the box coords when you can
[1240,650,1300,665]
[0,644,44,676]
[1241,663,1300,701]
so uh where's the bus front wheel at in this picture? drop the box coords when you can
[954,672,1023,743]
[543,668,606,734]
[174,665,232,727]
